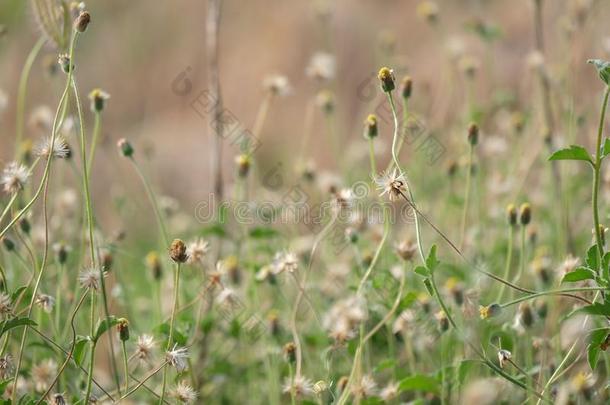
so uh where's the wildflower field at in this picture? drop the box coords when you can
[2,0,610,403]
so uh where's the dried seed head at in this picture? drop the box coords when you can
[235,154,251,178]
[117,318,130,341]
[394,239,417,261]
[467,122,479,146]
[497,349,512,368]
[401,76,413,99]
[519,203,532,226]
[363,114,378,139]
[50,393,67,405]
[2,161,30,194]
[117,138,134,157]
[74,10,91,32]
[88,88,110,112]
[506,204,518,226]
[377,67,395,92]
[172,380,198,403]
[169,239,188,263]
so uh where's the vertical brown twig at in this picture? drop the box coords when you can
[207,0,223,198]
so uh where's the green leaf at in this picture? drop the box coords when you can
[426,245,439,271]
[414,266,430,278]
[398,374,440,394]
[93,316,119,342]
[587,328,609,370]
[0,379,13,396]
[10,286,28,303]
[588,59,610,85]
[548,145,593,165]
[562,267,596,283]
[586,244,600,270]
[73,335,90,365]
[577,302,610,317]
[457,360,478,385]
[374,358,397,373]
[588,344,600,371]
[248,227,279,239]
[423,279,434,296]
[0,317,37,337]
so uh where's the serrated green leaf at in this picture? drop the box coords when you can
[548,145,593,165]
[562,267,596,283]
[586,244,600,270]
[0,378,12,396]
[398,374,440,394]
[588,59,610,85]
[426,245,439,271]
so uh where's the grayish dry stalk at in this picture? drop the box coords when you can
[207,0,224,199]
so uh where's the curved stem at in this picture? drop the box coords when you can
[87,111,101,178]
[84,293,97,403]
[499,287,605,309]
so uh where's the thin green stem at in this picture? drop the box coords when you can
[129,157,169,246]
[459,144,474,250]
[497,226,514,302]
[87,111,101,178]
[592,85,610,272]
[122,340,130,393]
[500,287,605,309]
[14,37,46,157]
[368,138,377,177]
[84,292,97,403]
[159,262,181,404]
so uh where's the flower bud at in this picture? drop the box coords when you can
[169,239,188,263]
[283,342,296,363]
[519,203,532,226]
[363,114,378,139]
[117,138,134,158]
[54,243,70,265]
[88,89,110,113]
[467,122,479,146]
[57,54,73,74]
[74,11,91,33]
[1,237,15,252]
[18,217,31,235]
[401,76,413,99]
[117,318,130,341]
[146,251,163,280]
[479,303,502,319]
[235,154,250,178]
[377,67,395,92]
